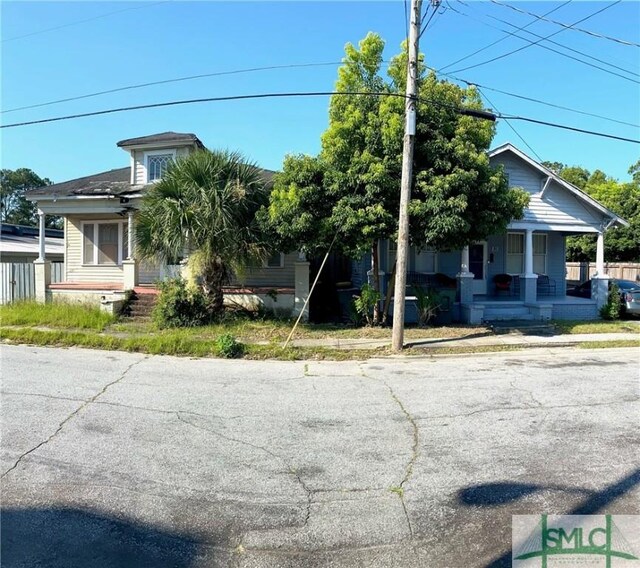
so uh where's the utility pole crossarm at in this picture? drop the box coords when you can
[392,0,423,352]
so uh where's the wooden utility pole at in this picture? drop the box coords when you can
[392,0,423,351]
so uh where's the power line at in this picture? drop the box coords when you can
[445,75,640,129]
[484,10,639,79]
[1,61,351,115]
[438,0,571,72]
[478,88,543,161]
[1,90,638,145]
[2,1,170,43]
[447,2,640,84]
[448,1,621,74]
[489,0,640,48]
[419,2,440,38]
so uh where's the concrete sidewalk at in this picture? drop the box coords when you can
[290,332,640,350]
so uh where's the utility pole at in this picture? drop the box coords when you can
[392,0,423,351]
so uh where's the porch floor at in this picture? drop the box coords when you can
[472,294,595,305]
[49,282,123,291]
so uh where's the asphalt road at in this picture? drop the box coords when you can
[1,345,638,567]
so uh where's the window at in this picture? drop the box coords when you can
[414,247,437,273]
[82,222,127,265]
[533,234,547,274]
[506,233,524,274]
[264,252,284,268]
[388,241,397,269]
[147,153,174,182]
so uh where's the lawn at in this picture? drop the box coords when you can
[2,301,638,360]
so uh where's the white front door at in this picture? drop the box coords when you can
[470,242,488,295]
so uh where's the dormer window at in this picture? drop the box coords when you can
[146,150,176,182]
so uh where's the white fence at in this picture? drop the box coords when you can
[0,262,64,304]
[566,262,640,283]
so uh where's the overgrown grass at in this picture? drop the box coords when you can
[0,301,115,331]
[553,320,640,335]
[578,339,640,349]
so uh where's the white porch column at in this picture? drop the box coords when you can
[520,229,538,302]
[524,229,534,276]
[595,231,605,276]
[457,245,475,308]
[122,210,138,290]
[127,210,135,259]
[37,210,46,261]
[34,209,51,303]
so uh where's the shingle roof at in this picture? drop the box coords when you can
[26,167,141,198]
[116,132,204,148]
[26,166,276,199]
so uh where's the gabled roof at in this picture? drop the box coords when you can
[490,142,628,228]
[116,132,204,148]
[26,167,142,199]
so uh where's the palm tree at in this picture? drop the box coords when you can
[135,149,269,317]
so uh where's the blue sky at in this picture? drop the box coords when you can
[2,1,639,184]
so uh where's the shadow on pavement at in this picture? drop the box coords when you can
[1,507,205,568]
[456,468,640,567]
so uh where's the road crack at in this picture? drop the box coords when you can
[1,356,148,479]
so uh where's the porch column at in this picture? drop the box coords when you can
[34,210,51,303]
[37,210,46,261]
[122,210,138,290]
[293,260,310,321]
[457,245,474,305]
[595,231,605,276]
[520,229,538,302]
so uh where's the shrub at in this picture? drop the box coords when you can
[216,333,245,358]
[353,283,380,326]
[413,284,441,327]
[153,278,212,328]
[599,281,621,320]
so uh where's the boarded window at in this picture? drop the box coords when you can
[264,252,284,268]
[506,233,524,274]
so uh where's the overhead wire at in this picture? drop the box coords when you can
[1,90,638,145]
[2,1,171,43]
[488,0,640,48]
[447,1,622,74]
[438,0,571,72]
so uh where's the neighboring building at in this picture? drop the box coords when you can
[26,134,626,322]
[26,132,309,316]
[352,143,627,323]
[1,223,64,263]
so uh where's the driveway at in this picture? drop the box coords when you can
[1,345,638,567]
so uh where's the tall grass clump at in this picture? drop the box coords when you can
[0,300,115,330]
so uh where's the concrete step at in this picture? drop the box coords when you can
[490,320,556,335]
[483,307,532,320]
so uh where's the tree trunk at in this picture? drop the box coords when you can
[371,240,381,325]
[201,257,228,318]
[381,260,397,326]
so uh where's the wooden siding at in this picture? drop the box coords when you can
[491,154,603,228]
[65,215,124,283]
[233,252,298,287]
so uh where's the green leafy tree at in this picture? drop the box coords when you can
[0,168,61,228]
[263,33,528,322]
[136,149,269,318]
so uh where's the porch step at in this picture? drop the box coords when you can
[125,291,158,319]
[482,306,532,321]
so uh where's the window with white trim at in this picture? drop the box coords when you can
[506,233,524,274]
[533,233,547,274]
[264,252,284,268]
[82,221,127,265]
[146,153,174,182]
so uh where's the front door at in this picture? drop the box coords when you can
[469,242,487,295]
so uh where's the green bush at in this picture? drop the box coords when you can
[153,278,211,328]
[413,284,441,327]
[216,333,245,358]
[353,283,380,326]
[599,281,621,320]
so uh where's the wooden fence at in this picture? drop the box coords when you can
[566,262,640,283]
[0,262,64,304]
